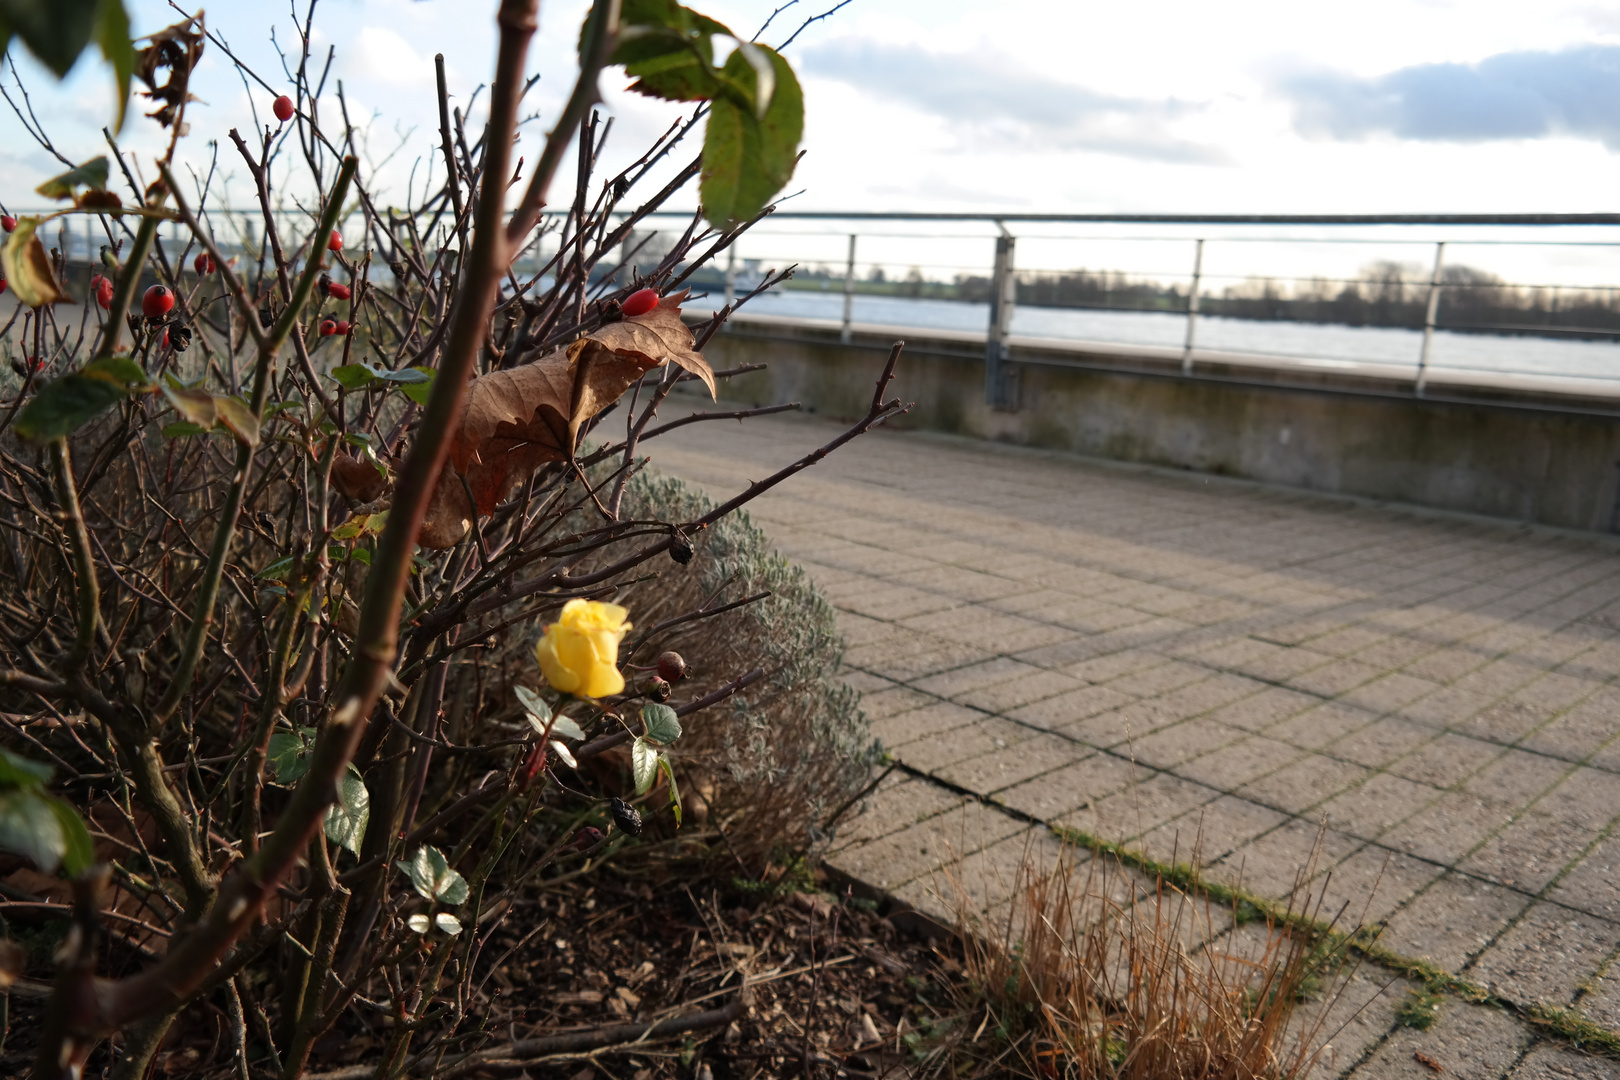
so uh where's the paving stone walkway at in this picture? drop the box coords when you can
[655,392,1620,1077]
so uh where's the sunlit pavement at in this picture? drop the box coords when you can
[655,391,1620,1075]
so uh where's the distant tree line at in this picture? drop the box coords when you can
[961,261,1620,339]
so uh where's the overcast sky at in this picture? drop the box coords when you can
[5,0,1620,284]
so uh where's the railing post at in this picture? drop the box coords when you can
[1181,238,1204,374]
[1416,240,1446,396]
[984,223,1018,410]
[840,233,856,344]
[724,244,736,310]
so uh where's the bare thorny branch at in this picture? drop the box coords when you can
[0,2,890,1078]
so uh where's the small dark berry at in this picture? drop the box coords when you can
[656,651,688,682]
[645,676,672,703]
[258,303,275,329]
[168,324,192,352]
[571,826,605,851]
[610,797,643,837]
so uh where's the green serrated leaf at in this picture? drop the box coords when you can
[255,555,295,582]
[267,728,316,784]
[699,45,802,229]
[514,684,551,725]
[329,363,378,391]
[35,156,109,200]
[323,765,369,855]
[2,216,65,308]
[658,753,682,827]
[0,747,53,789]
[0,789,66,874]
[400,367,436,406]
[631,736,659,796]
[15,370,129,441]
[399,845,468,905]
[731,41,775,119]
[44,794,94,876]
[640,703,682,746]
[212,395,260,447]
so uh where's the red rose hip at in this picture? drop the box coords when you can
[319,318,337,337]
[141,284,175,319]
[334,320,351,335]
[327,282,351,301]
[621,288,658,317]
[193,252,215,275]
[272,95,294,122]
[0,215,15,233]
[327,230,343,252]
[93,276,114,309]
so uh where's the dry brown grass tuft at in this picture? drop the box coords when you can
[946,842,1359,1079]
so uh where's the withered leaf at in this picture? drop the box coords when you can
[592,290,715,399]
[332,453,388,503]
[418,297,712,549]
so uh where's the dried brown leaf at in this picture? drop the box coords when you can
[592,290,715,399]
[418,302,705,547]
[331,454,387,502]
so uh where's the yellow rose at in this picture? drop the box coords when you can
[535,599,631,698]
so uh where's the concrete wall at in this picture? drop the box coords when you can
[702,318,1620,533]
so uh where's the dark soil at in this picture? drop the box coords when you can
[0,864,961,1079]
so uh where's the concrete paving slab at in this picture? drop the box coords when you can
[653,402,1620,1048]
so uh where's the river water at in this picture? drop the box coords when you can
[709,288,1620,386]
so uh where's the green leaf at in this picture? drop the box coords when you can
[514,684,551,726]
[35,156,109,200]
[699,45,802,229]
[631,735,658,796]
[0,789,66,874]
[267,727,317,784]
[2,215,65,307]
[93,0,134,132]
[640,703,682,746]
[323,765,369,855]
[44,795,94,876]
[329,363,378,391]
[399,845,468,905]
[434,912,463,936]
[81,355,147,387]
[15,370,129,441]
[0,747,52,789]
[399,367,436,406]
[212,395,260,447]
[255,555,295,582]
[161,421,212,438]
[0,0,99,78]
[160,381,217,428]
[731,41,775,119]
[658,753,682,827]
[376,367,431,385]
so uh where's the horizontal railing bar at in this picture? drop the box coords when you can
[625,211,1620,226]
